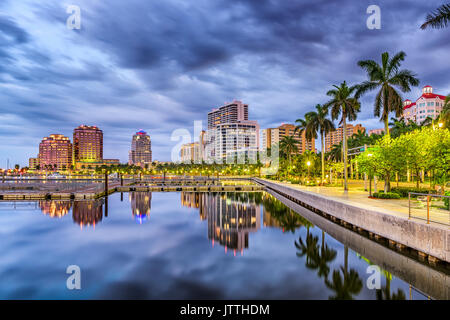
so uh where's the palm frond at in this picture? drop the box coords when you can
[421,4,450,29]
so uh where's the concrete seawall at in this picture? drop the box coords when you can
[254,178,450,264]
[265,188,450,300]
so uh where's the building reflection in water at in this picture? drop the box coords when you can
[72,199,104,229]
[39,201,72,218]
[129,192,152,224]
[181,192,261,255]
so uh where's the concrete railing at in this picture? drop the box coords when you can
[254,178,450,263]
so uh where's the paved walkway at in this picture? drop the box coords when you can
[271,181,450,226]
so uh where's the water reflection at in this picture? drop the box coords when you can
[182,192,261,253]
[39,201,72,218]
[130,192,152,224]
[0,191,442,299]
[72,200,104,228]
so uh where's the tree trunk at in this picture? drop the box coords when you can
[343,117,348,191]
[321,132,325,185]
[383,116,391,192]
[416,169,420,188]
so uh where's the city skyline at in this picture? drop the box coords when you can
[1,0,449,167]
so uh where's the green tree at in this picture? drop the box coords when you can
[421,4,450,29]
[356,51,419,137]
[325,81,361,190]
[279,135,298,169]
[305,104,335,185]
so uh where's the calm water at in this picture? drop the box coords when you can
[0,191,442,299]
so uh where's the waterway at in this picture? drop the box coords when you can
[0,191,446,299]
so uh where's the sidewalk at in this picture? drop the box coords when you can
[272,181,450,226]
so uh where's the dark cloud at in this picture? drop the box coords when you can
[0,0,449,166]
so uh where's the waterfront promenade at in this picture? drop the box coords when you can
[254,178,450,264]
[268,180,449,226]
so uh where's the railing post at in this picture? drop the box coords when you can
[104,172,108,196]
[426,195,430,224]
[408,193,411,219]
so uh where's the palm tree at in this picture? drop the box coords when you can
[389,117,409,138]
[325,267,363,300]
[279,135,298,168]
[294,118,309,137]
[316,232,337,278]
[305,104,335,185]
[324,81,361,191]
[438,95,450,126]
[328,142,342,162]
[421,4,450,29]
[356,52,419,137]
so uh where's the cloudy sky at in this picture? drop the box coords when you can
[0,0,449,166]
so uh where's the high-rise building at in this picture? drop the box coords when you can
[38,134,72,170]
[28,157,39,170]
[324,124,365,153]
[207,100,248,129]
[402,85,447,124]
[73,125,103,163]
[214,120,260,163]
[261,123,315,154]
[129,130,152,167]
[180,142,201,163]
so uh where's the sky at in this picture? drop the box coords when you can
[0,0,449,166]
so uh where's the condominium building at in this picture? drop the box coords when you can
[73,125,103,163]
[38,134,73,170]
[214,120,260,163]
[368,128,385,136]
[129,130,152,167]
[261,123,315,154]
[28,157,39,170]
[207,100,248,129]
[324,124,365,152]
[180,142,201,163]
[402,85,447,124]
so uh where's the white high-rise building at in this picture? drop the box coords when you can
[213,120,260,163]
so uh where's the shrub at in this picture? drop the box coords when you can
[390,187,436,198]
[444,191,450,208]
[372,191,401,199]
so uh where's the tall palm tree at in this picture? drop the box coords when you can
[356,51,420,137]
[279,135,298,168]
[324,81,361,191]
[304,104,335,185]
[421,4,450,29]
